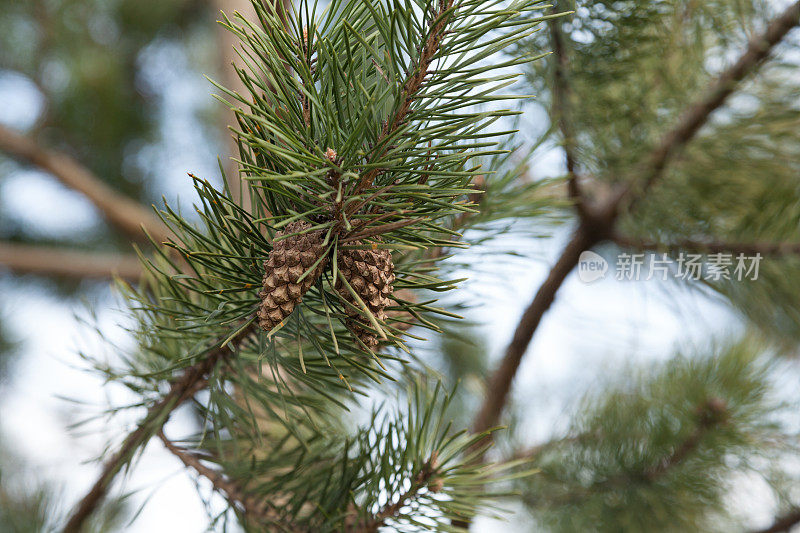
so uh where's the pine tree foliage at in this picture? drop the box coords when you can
[188,380,529,531]
[69,0,557,529]
[518,340,790,532]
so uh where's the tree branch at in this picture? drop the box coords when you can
[644,397,727,480]
[353,453,440,533]
[471,0,800,445]
[548,10,584,213]
[621,0,800,210]
[0,123,171,244]
[613,234,800,258]
[63,324,256,533]
[353,0,455,196]
[0,241,142,281]
[753,509,800,533]
[158,432,298,530]
[471,226,599,437]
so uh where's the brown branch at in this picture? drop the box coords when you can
[353,0,455,195]
[353,453,440,533]
[158,432,299,530]
[470,226,600,438]
[470,0,800,450]
[0,241,142,281]
[613,234,800,258]
[752,509,800,533]
[548,10,584,213]
[63,324,256,533]
[339,217,425,243]
[621,0,800,210]
[0,123,170,244]
[645,398,727,480]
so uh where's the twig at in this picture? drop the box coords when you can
[621,0,800,210]
[0,123,170,244]
[645,398,727,480]
[752,509,800,533]
[63,324,256,533]
[353,0,455,196]
[353,454,440,533]
[158,432,299,530]
[470,0,800,446]
[548,10,584,214]
[0,241,142,281]
[471,226,599,437]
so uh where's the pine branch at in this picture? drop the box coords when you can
[620,0,800,210]
[753,509,800,533]
[613,234,800,258]
[63,325,256,533]
[158,432,302,531]
[644,398,728,480]
[353,453,440,533]
[0,241,142,281]
[0,123,171,244]
[470,0,800,448]
[471,226,598,437]
[541,398,729,508]
[352,0,455,196]
[548,9,584,213]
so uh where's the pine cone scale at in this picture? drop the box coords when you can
[258,221,328,332]
[336,242,395,349]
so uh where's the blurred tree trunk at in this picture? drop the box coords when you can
[214,0,292,213]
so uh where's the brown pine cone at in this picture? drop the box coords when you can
[336,243,395,349]
[257,221,328,332]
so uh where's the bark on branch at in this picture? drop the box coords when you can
[353,454,440,533]
[352,0,455,196]
[622,0,800,209]
[471,227,599,436]
[0,123,171,244]
[0,242,142,281]
[548,11,584,212]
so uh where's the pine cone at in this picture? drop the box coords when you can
[258,221,328,332]
[336,243,395,349]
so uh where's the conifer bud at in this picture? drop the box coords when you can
[258,221,328,332]
[325,147,338,163]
